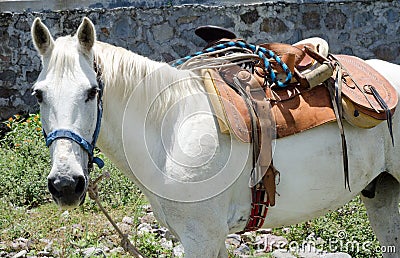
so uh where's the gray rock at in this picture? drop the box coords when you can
[37,251,51,256]
[272,250,297,258]
[234,243,250,256]
[160,238,173,250]
[140,212,156,224]
[116,222,132,235]
[11,238,31,251]
[226,234,241,248]
[256,228,273,234]
[12,250,27,258]
[173,244,184,257]
[82,247,105,257]
[109,246,125,255]
[153,22,174,42]
[122,216,134,225]
[137,223,152,235]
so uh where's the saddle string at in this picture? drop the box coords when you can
[328,62,350,191]
[368,85,395,146]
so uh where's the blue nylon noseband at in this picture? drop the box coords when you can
[43,63,104,170]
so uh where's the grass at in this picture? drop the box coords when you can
[0,114,172,257]
[0,114,388,257]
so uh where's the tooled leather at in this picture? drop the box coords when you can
[213,66,336,140]
[334,55,398,120]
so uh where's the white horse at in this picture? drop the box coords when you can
[31,17,399,257]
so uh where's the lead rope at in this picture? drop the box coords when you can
[171,41,292,88]
[88,173,148,258]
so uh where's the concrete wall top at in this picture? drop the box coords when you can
[0,0,376,12]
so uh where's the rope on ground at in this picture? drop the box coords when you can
[88,172,149,258]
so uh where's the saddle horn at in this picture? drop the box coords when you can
[195,25,237,44]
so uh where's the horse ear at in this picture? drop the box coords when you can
[31,18,54,56]
[77,17,96,53]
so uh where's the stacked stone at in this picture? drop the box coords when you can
[1,1,399,120]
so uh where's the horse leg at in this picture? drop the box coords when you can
[361,172,399,258]
[177,223,229,258]
[156,201,230,258]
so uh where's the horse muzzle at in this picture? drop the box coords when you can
[48,173,87,207]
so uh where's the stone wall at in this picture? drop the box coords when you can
[0,0,399,120]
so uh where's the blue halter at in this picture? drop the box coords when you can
[43,64,105,170]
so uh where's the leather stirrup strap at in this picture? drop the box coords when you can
[247,86,274,186]
[230,77,264,184]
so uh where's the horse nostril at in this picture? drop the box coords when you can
[48,178,61,198]
[75,176,86,195]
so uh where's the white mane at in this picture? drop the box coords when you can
[92,41,203,122]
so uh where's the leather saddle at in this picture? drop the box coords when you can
[196,25,398,140]
[195,25,398,206]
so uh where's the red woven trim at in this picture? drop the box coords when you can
[238,182,270,233]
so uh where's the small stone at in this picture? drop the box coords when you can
[241,231,255,242]
[160,238,173,250]
[116,222,131,234]
[37,251,50,256]
[164,229,179,242]
[153,22,174,42]
[82,247,105,257]
[234,243,250,255]
[225,234,241,247]
[110,246,125,255]
[122,216,134,225]
[140,212,156,224]
[260,17,288,33]
[173,244,184,257]
[256,228,272,234]
[12,250,27,258]
[11,237,31,250]
[141,204,152,212]
[137,223,152,235]
[176,16,198,25]
[39,239,53,252]
[240,9,259,24]
[61,210,69,218]
[152,227,167,237]
[272,249,297,258]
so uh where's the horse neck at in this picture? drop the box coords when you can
[93,41,204,173]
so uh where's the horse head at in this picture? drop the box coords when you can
[31,17,100,207]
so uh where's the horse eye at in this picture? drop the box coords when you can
[86,87,98,102]
[32,89,43,103]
